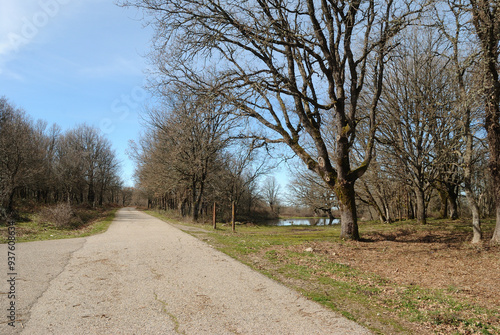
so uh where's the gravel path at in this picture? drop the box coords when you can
[2,208,371,334]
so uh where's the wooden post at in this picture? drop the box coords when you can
[231,201,235,233]
[213,202,216,229]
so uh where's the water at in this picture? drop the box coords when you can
[266,218,339,226]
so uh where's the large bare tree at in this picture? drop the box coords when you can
[124,0,422,240]
[262,176,281,214]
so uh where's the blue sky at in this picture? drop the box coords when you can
[0,0,152,186]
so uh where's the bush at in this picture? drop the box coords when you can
[40,203,79,228]
[73,208,100,224]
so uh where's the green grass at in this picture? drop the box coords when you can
[149,210,500,335]
[0,208,118,243]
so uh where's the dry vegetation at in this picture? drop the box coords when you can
[279,223,500,334]
[0,205,118,243]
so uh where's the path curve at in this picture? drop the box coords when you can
[3,208,371,334]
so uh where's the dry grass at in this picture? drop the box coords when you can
[0,205,118,243]
[39,202,80,228]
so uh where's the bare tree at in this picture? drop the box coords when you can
[213,143,272,221]
[37,123,62,203]
[132,84,236,220]
[123,0,423,240]
[289,166,338,224]
[262,176,281,214]
[433,0,486,242]
[56,131,85,203]
[0,98,42,215]
[62,125,119,207]
[378,26,458,224]
[120,187,134,206]
[55,124,120,206]
[357,158,399,223]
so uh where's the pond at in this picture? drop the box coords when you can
[265,218,339,226]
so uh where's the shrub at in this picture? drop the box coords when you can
[40,203,75,228]
[74,208,98,223]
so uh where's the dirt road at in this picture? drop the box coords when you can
[1,208,371,334]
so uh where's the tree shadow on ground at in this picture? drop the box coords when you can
[360,229,487,245]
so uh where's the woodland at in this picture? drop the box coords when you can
[0,97,131,219]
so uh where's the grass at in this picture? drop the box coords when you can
[154,292,186,335]
[148,210,500,335]
[0,207,118,243]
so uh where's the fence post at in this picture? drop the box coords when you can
[231,201,235,233]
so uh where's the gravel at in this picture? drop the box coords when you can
[2,208,371,334]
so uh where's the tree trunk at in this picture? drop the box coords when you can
[384,204,392,223]
[99,185,104,206]
[438,187,448,219]
[88,182,95,207]
[465,189,482,243]
[7,189,15,214]
[231,201,235,233]
[213,202,216,229]
[489,157,500,243]
[335,180,359,240]
[407,193,415,220]
[469,0,500,243]
[492,203,500,243]
[378,212,386,224]
[191,177,199,221]
[448,192,459,220]
[327,210,335,225]
[193,175,207,222]
[464,123,482,243]
[415,188,426,225]
[178,197,187,216]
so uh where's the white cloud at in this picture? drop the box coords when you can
[0,0,78,63]
[1,1,45,55]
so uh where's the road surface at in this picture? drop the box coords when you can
[1,207,371,334]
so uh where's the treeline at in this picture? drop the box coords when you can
[0,97,124,218]
[130,85,274,222]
